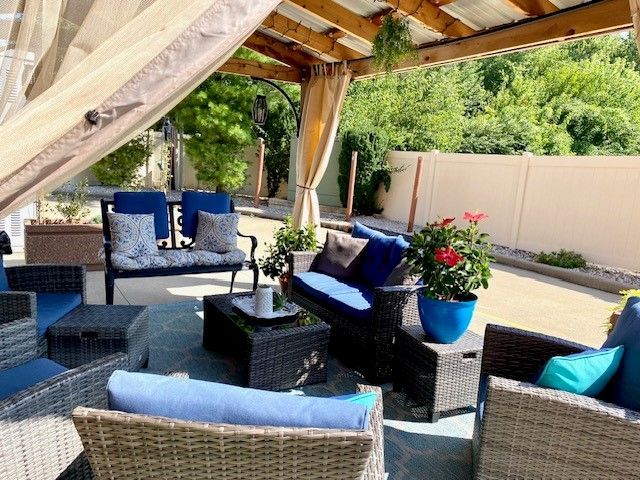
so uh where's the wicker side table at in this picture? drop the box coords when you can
[393,325,482,422]
[48,305,149,370]
[203,293,330,391]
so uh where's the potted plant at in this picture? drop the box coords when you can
[404,212,493,343]
[25,179,104,270]
[372,12,417,74]
[259,216,317,293]
[607,289,640,334]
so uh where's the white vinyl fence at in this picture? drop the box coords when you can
[378,151,640,271]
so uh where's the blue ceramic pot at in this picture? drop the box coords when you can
[417,292,478,343]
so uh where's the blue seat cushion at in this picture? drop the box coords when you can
[114,191,169,239]
[0,358,67,401]
[181,191,231,238]
[293,271,366,301]
[0,262,9,291]
[352,222,408,288]
[36,292,82,337]
[535,346,624,397]
[326,289,374,321]
[602,297,640,410]
[108,371,372,430]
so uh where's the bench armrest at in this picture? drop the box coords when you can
[237,230,257,264]
[288,251,318,276]
[357,384,385,480]
[6,265,86,302]
[481,324,588,382]
[0,317,37,369]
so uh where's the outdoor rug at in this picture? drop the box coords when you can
[141,300,475,480]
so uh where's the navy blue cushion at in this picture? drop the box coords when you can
[0,262,9,291]
[114,191,169,239]
[0,358,67,401]
[352,223,408,288]
[293,271,365,301]
[326,289,373,322]
[36,292,82,337]
[602,297,640,410]
[107,371,371,430]
[181,191,231,238]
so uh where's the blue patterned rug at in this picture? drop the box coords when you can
[142,300,475,480]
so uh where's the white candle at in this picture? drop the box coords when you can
[254,285,273,317]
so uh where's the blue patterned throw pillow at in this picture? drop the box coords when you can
[108,213,158,258]
[195,211,239,253]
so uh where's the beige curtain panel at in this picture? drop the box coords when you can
[0,0,281,217]
[293,63,352,229]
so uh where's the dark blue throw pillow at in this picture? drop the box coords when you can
[351,222,408,288]
[181,191,231,238]
[602,296,640,411]
[114,192,169,239]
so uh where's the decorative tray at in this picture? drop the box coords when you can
[231,295,300,324]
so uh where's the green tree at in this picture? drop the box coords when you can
[91,132,151,187]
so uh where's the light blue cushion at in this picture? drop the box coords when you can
[0,358,67,401]
[293,272,366,301]
[352,223,407,288]
[36,292,82,336]
[326,289,373,322]
[114,191,169,239]
[535,346,624,397]
[0,262,9,291]
[181,191,231,238]
[107,371,371,430]
[602,297,640,410]
[332,392,378,410]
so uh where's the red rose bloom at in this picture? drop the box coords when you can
[464,211,489,223]
[434,246,464,267]
[435,217,455,228]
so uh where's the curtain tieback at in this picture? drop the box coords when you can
[296,184,314,190]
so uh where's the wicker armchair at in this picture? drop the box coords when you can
[289,251,419,382]
[1,264,86,355]
[73,384,385,480]
[473,324,640,479]
[0,315,127,480]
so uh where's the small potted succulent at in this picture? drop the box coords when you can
[404,212,493,343]
[25,179,103,270]
[259,216,317,293]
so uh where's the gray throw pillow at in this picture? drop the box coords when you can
[313,231,368,279]
[383,258,419,286]
[108,212,158,258]
[195,211,239,253]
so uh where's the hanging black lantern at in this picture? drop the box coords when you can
[162,117,172,141]
[252,94,268,125]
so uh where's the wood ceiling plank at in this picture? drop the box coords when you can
[218,58,303,83]
[387,0,477,37]
[503,0,560,17]
[244,32,320,68]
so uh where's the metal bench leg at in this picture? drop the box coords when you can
[105,272,115,305]
[252,264,259,291]
[230,271,238,293]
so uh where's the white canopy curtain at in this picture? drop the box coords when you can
[292,63,352,229]
[0,0,281,217]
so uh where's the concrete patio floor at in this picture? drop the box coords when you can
[8,215,615,347]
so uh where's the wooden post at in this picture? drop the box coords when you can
[345,151,358,221]
[407,155,424,232]
[254,138,265,208]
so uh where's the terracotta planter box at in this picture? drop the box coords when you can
[25,223,104,271]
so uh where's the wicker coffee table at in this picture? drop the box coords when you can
[393,325,483,422]
[48,304,149,370]
[203,292,330,391]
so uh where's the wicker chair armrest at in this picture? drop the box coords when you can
[0,353,127,480]
[288,251,318,275]
[0,317,37,369]
[476,376,640,478]
[481,324,589,382]
[356,384,385,480]
[237,230,258,263]
[371,286,420,334]
[0,291,36,323]
[6,265,87,301]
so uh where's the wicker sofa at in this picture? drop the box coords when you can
[1,264,86,355]
[473,324,640,479]
[0,315,126,480]
[289,250,419,383]
[73,383,385,480]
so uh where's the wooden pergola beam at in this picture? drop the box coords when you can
[504,0,559,16]
[283,0,379,44]
[387,0,477,37]
[349,0,632,79]
[262,11,363,60]
[218,58,303,83]
[243,31,320,68]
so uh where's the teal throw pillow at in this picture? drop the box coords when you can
[535,346,624,397]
